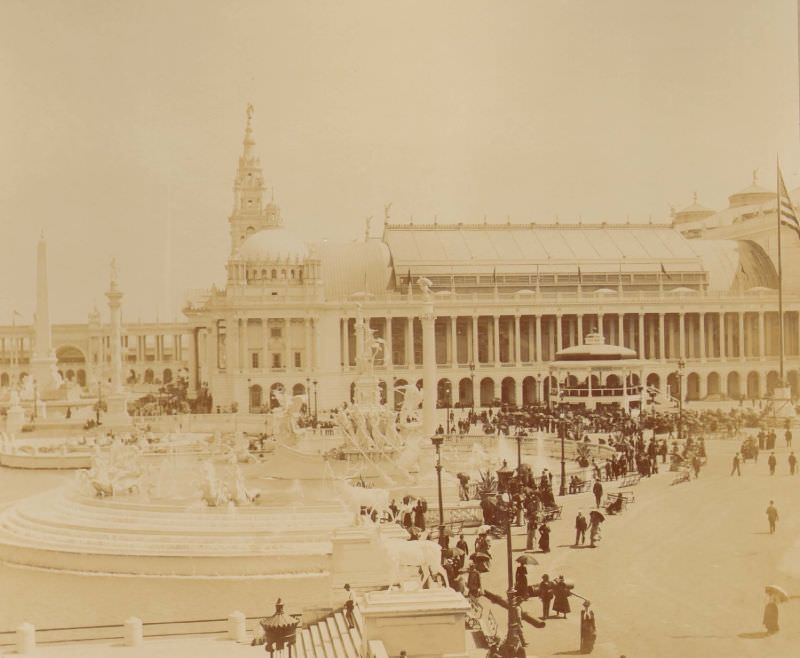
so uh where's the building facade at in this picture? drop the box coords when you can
[6,110,800,413]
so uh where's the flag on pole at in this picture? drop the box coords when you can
[577,266,582,284]
[660,263,672,280]
[777,165,800,238]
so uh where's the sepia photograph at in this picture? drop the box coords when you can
[1,1,800,656]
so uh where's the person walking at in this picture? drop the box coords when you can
[763,592,780,635]
[552,575,572,619]
[526,514,537,551]
[456,533,469,569]
[514,562,529,600]
[789,451,797,476]
[344,584,356,629]
[538,521,551,553]
[592,480,603,508]
[536,574,553,619]
[730,452,741,476]
[785,428,793,448]
[766,500,779,534]
[580,601,597,654]
[575,511,588,546]
[768,452,777,476]
[467,563,482,598]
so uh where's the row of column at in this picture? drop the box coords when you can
[209,316,319,374]
[339,311,800,368]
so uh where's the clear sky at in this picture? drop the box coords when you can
[1,0,798,323]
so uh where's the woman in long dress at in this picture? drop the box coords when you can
[538,522,551,553]
[514,563,529,600]
[552,576,572,618]
[763,593,779,634]
[580,601,596,653]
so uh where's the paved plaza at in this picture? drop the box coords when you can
[474,437,800,657]
[1,434,798,657]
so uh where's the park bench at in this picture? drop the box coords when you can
[619,473,642,487]
[671,469,691,485]
[428,521,464,542]
[569,479,592,494]
[604,491,635,512]
[539,504,562,522]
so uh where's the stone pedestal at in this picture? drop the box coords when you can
[772,387,796,419]
[6,404,25,436]
[104,393,132,427]
[124,617,143,647]
[358,588,469,658]
[331,526,394,590]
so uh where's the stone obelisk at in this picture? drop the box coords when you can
[104,259,131,425]
[30,233,58,396]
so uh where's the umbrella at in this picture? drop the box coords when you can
[589,510,605,523]
[477,525,492,534]
[471,552,491,561]
[765,585,789,603]
[516,553,540,566]
[443,547,465,559]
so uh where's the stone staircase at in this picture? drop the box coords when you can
[293,607,364,658]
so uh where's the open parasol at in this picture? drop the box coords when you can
[590,510,605,523]
[443,547,465,559]
[471,551,491,562]
[765,585,789,603]
[516,553,539,566]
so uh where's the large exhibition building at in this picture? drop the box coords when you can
[4,110,800,414]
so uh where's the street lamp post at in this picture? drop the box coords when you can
[558,414,567,496]
[445,382,452,435]
[96,379,102,425]
[469,362,475,414]
[305,377,311,417]
[431,435,446,548]
[515,431,522,472]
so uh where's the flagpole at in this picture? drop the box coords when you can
[778,157,786,385]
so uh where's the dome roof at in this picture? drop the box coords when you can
[728,173,773,208]
[673,193,715,225]
[239,228,309,263]
[555,333,638,361]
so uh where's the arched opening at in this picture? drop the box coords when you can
[144,368,154,384]
[0,373,8,387]
[646,373,660,390]
[727,371,741,399]
[686,372,700,401]
[249,384,263,412]
[606,374,621,388]
[458,377,474,407]
[790,371,800,399]
[437,379,453,407]
[77,369,87,387]
[746,371,760,399]
[501,377,516,405]
[393,379,408,410]
[543,375,556,405]
[292,383,306,396]
[163,368,173,385]
[707,372,721,398]
[522,376,537,405]
[666,372,679,400]
[65,369,75,382]
[270,382,285,409]
[766,371,780,397]
[480,377,495,407]
[565,374,579,388]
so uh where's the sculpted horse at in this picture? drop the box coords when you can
[381,537,449,588]
[333,479,391,523]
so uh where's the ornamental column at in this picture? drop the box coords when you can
[758,312,766,360]
[719,312,727,361]
[493,315,500,365]
[514,314,521,365]
[738,312,745,360]
[699,313,706,362]
[535,315,543,362]
[104,260,131,425]
[679,313,685,359]
[422,300,437,436]
[471,316,479,364]
[556,315,563,352]
[638,313,645,358]
[658,313,666,361]
[450,316,458,366]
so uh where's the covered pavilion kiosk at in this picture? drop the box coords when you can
[550,332,643,412]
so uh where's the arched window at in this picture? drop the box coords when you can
[271,269,277,279]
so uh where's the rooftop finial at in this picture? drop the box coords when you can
[752,168,759,184]
[693,191,698,204]
[384,202,392,224]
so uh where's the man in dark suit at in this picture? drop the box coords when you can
[575,511,588,546]
[592,480,603,508]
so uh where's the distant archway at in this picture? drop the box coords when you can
[746,371,760,399]
[766,371,780,397]
[501,377,516,405]
[522,376,537,405]
[686,372,700,401]
[480,377,495,407]
[394,378,408,410]
[144,368,154,384]
[437,379,453,407]
[249,384,263,412]
[458,377,473,407]
[163,368,173,385]
[727,371,741,399]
